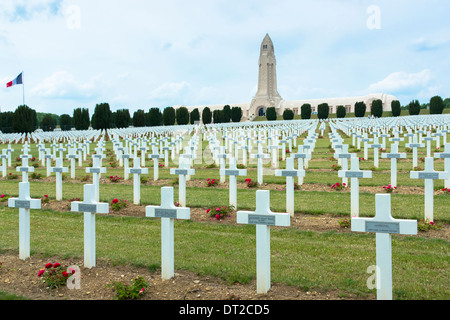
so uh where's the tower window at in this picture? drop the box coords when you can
[263,44,268,50]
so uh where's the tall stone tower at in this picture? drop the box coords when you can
[249,34,283,117]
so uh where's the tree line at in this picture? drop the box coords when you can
[263,95,449,121]
[0,103,243,133]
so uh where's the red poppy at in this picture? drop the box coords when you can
[53,263,61,268]
[38,269,45,277]
[45,263,53,269]
[112,199,119,204]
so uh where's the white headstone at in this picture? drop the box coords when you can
[51,158,69,201]
[220,158,247,209]
[275,157,305,216]
[127,157,148,205]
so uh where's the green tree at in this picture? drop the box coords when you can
[176,107,190,125]
[354,102,367,118]
[391,100,401,117]
[283,109,294,120]
[301,104,311,119]
[430,96,444,114]
[132,109,146,127]
[40,114,57,131]
[222,105,231,123]
[266,107,277,121]
[115,109,131,128]
[0,111,14,133]
[213,109,224,123]
[202,107,212,124]
[317,103,329,120]
[13,105,38,133]
[190,108,200,124]
[371,99,383,118]
[73,108,90,130]
[148,108,162,126]
[336,105,346,118]
[59,114,73,131]
[408,100,421,116]
[163,106,176,126]
[91,103,112,129]
[231,106,242,122]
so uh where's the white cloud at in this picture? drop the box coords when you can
[367,70,433,94]
[31,70,99,100]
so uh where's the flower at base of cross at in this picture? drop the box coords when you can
[331,182,345,191]
[245,178,257,188]
[331,164,342,171]
[109,175,122,182]
[158,163,164,168]
[41,195,49,204]
[111,198,128,211]
[382,184,397,193]
[206,178,218,187]
[206,206,235,221]
[38,262,76,290]
[442,188,450,195]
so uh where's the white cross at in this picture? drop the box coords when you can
[44,149,53,177]
[291,145,311,186]
[1,150,8,178]
[148,146,163,181]
[351,194,417,300]
[127,157,148,205]
[434,143,450,188]
[16,153,34,182]
[275,157,305,216]
[410,157,448,222]
[381,143,406,187]
[338,156,372,217]
[334,144,353,186]
[145,187,190,280]
[220,158,247,209]
[120,148,132,180]
[423,131,435,157]
[237,190,290,294]
[66,148,79,179]
[406,135,425,168]
[217,146,231,183]
[5,144,14,166]
[71,184,109,269]
[250,145,270,185]
[8,182,41,260]
[368,135,383,168]
[86,157,107,202]
[51,158,69,201]
[170,157,195,207]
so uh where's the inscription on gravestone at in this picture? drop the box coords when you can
[155,208,177,219]
[418,172,439,179]
[78,204,97,213]
[248,215,276,226]
[366,221,400,234]
[15,200,30,209]
[346,172,364,178]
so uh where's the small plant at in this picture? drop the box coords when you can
[109,175,122,183]
[419,157,425,163]
[359,157,366,161]
[171,178,179,186]
[413,166,422,171]
[109,161,118,168]
[206,163,217,168]
[41,195,49,204]
[111,198,128,211]
[206,178,218,187]
[417,219,442,232]
[0,194,9,202]
[382,184,397,193]
[331,182,346,191]
[31,172,42,179]
[80,175,90,182]
[107,276,149,300]
[441,188,450,195]
[405,147,413,153]
[37,262,76,290]
[206,206,234,220]
[158,162,164,168]
[237,164,245,169]
[338,218,351,228]
[244,178,257,188]
[32,162,40,168]
[140,176,149,184]
[7,173,18,180]
[331,164,341,171]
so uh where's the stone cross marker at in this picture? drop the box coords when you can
[8,182,41,260]
[66,148,79,179]
[334,144,353,186]
[291,145,311,186]
[86,157,107,202]
[410,157,448,222]
[275,157,305,216]
[16,153,34,182]
[149,146,163,181]
[368,135,383,168]
[51,158,69,201]
[71,184,109,269]
[120,148,132,180]
[127,157,149,205]
[145,187,190,280]
[381,143,406,188]
[220,157,247,209]
[170,157,195,207]
[237,190,290,294]
[338,156,372,217]
[1,150,7,178]
[352,194,417,300]
[434,143,450,189]
[250,145,270,185]
[406,135,425,168]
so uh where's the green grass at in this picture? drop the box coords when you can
[0,208,448,300]
[1,126,449,300]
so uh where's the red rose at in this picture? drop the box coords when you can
[62,271,69,277]
[38,269,45,277]
[112,199,119,204]
[53,263,61,268]
[45,263,53,269]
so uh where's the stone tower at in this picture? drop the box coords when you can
[249,34,283,117]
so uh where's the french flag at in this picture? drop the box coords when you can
[6,72,23,88]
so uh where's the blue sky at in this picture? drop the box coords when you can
[1,0,449,116]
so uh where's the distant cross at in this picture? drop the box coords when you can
[368,135,383,168]
[381,143,406,187]
[145,187,190,280]
[51,158,69,201]
[8,182,41,260]
[170,157,195,207]
[352,194,417,300]
[127,157,148,205]
[86,157,107,202]
[275,157,305,216]
[237,190,290,294]
[410,157,448,222]
[291,145,311,186]
[120,148,132,180]
[16,153,34,182]
[250,144,270,185]
[434,143,450,189]
[406,135,425,168]
[71,184,109,269]
[338,156,372,217]
[148,146,163,181]
[220,158,247,209]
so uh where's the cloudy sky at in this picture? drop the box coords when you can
[1,0,449,116]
